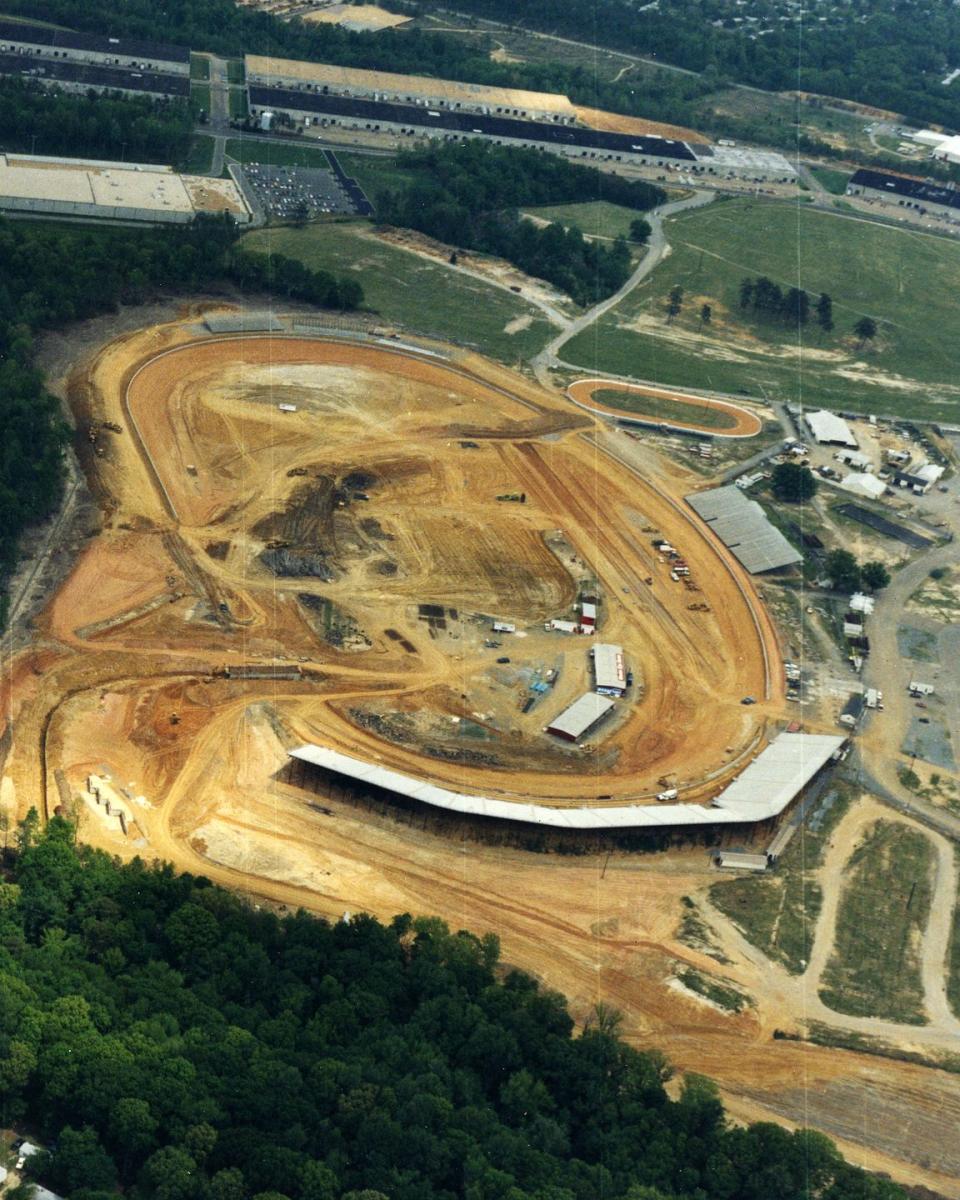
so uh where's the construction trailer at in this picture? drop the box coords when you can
[909,681,935,696]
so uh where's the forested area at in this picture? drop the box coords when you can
[375,143,662,305]
[0,78,193,167]
[0,814,908,1200]
[0,217,360,605]
[413,0,960,132]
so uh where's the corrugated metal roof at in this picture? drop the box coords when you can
[592,643,625,691]
[289,732,846,829]
[805,409,857,446]
[686,486,802,574]
[547,692,615,739]
[204,313,283,333]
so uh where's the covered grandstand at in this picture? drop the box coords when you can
[289,731,845,830]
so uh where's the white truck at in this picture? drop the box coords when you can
[865,688,883,710]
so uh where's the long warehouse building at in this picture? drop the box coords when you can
[546,693,616,742]
[686,485,802,574]
[592,643,627,696]
[246,54,577,123]
[247,83,796,180]
[0,51,190,99]
[289,731,846,830]
[0,18,190,75]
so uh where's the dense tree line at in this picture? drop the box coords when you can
[0,216,361,604]
[412,0,960,135]
[0,78,193,167]
[375,142,662,304]
[0,814,907,1200]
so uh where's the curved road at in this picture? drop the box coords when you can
[531,189,716,386]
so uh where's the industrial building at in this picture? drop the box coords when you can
[245,54,578,123]
[546,693,616,742]
[846,167,960,220]
[288,731,846,830]
[838,472,887,501]
[805,409,858,447]
[0,154,251,224]
[686,485,802,574]
[0,19,190,75]
[245,62,796,181]
[591,643,627,696]
[0,50,189,99]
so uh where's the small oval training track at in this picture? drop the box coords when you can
[567,378,763,438]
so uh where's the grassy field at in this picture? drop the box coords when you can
[226,59,245,85]
[240,221,556,362]
[591,386,739,428]
[191,83,211,115]
[523,201,642,241]
[334,152,423,205]
[181,135,215,175]
[810,166,851,195]
[709,784,854,975]
[229,90,248,120]
[190,54,210,81]
[819,820,934,1024]
[225,138,335,169]
[563,196,960,419]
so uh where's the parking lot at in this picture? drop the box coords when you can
[237,163,359,220]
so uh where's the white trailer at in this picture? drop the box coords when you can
[865,688,883,709]
[909,681,935,696]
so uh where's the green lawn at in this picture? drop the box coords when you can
[191,83,211,115]
[334,153,430,208]
[523,200,642,241]
[709,784,853,975]
[809,166,850,195]
[226,59,245,85]
[240,221,556,362]
[190,54,210,81]
[819,819,934,1024]
[592,386,739,429]
[182,135,215,176]
[226,138,333,169]
[563,196,960,419]
[229,89,248,120]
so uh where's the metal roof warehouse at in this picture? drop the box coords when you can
[546,693,616,742]
[246,54,578,122]
[0,51,190,98]
[592,643,627,695]
[686,485,802,574]
[289,731,846,829]
[247,85,698,162]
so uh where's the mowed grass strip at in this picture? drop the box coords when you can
[709,785,853,975]
[226,138,334,169]
[819,819,934,1024]
[592,387,739,429]
[563,196,960,418]
[809,166,851,195]
[240,221,555,362]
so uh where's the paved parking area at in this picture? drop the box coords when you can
[238,163,357,219]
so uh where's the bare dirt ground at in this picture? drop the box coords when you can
[3,316,959,1196]
[573,105,706,143]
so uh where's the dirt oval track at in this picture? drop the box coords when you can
[4,316,959,1199]
[568,377,764,438]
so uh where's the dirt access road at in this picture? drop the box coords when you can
[3,316,958,1195]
